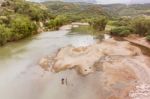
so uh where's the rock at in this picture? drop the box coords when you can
[50,39,142,75]
[39,38,150,99]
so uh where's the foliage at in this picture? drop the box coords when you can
[131,17,150,36]
[108,18,130,27]
[0,0,50,46]
[89,17,108,31]
[102,4,150,17]
[10,15,37,41]
[43,1,110,22]
[46,15,68,30]
[0,25,12,46]
[110,26,132,37]
[2,0,51,21]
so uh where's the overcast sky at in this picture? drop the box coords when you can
[97,0,150,4]
[29,0,150,4]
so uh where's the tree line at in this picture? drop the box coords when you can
[0,0,69,46]
[109,17,150,41]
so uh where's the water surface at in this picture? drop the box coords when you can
[0,27,99,99]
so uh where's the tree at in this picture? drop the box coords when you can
[89,16,108,31]
[47,15,68,30]
[10,15,37,41]
[131,17,150,36]
[0,25,12,46]
[110,26,132,37]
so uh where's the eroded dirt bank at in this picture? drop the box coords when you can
[125,36,150,49]
[40,38,150,99]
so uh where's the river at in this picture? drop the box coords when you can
[0,25,101,99]
[1,24,150,99]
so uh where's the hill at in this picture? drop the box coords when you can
[102,3,150,17]
[63,0,97,4]
[42,1,150,18]
[42,1,110,21]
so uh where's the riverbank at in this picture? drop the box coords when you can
[124,36,150,49]
[0,22,89,46]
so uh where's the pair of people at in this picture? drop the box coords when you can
[61,78,68,85]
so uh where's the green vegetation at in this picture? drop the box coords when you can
[46,15,69,30]
[109,17,150,39]
[102,4,150,17]
[0,0,111,46]
[0,1,80,45]
[0,0,57,46]
[43,1,109,22]
[89,17,108,31]
[110,26,132,37]
[1,0,150,46]
[43,1,150,41]
[108,18,130,27]
[0,24,11,46]
[131,17,150,36]
[10,15,37,41]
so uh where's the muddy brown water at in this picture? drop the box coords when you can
[0,26,150,99]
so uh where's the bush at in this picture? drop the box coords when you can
[47,15,68,30]
[10,15,37,41]
[89,16,108,31]
[120,30,131,37]
[5,0,50,21]
[0,0,52,46]
[0,25,12,46]
[131,17,150,36]
[108,18,131,27]
[110,26,132,37]
[108,21,122,26]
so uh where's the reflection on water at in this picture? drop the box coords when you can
[69,35,95,47]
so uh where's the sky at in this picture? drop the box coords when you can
[97,0,150,4]
[28,0,150,4]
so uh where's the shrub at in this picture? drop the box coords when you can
[89,16,108,31]
[0,25,12,46]
[108,18,131,27]
[131,17,150,36]
[10,15,37,41]
[108,21,121,26]
[110,26,132,37]
[47,15,68,30]
[120,30,131,37]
